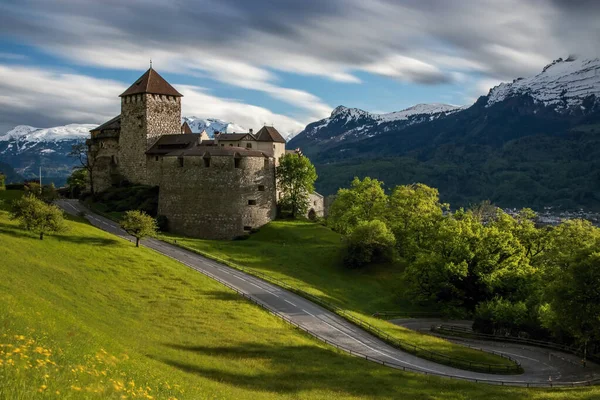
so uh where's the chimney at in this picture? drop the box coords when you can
[249,128,253,135]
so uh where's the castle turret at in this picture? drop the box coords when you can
[118,67,183,184]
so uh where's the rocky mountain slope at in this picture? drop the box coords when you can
[290,57,600,211]
[289,103,462,154]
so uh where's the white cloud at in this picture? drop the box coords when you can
[178,85,307,138]
[0,64,308,137]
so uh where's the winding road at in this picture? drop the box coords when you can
[56,199,600,387]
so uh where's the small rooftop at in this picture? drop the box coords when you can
[215,133,254,141]
[91,115,121,133]
[146,134,200,155]
[120,68,183,98]
[254,126,286,143]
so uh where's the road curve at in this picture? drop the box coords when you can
[56,199,600,386]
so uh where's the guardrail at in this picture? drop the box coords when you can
[432,325,600,364]
[373,311,444,319]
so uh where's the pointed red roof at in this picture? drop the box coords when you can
[120,68,183,97]
[181,121,193,134]
[254,126,286,143]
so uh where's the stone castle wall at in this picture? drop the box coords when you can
[158,155,277,239]
[118,94,181,185]
[88,134,119,193]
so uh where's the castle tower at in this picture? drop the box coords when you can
[118,67,183,184]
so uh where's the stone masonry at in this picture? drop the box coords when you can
[89,67,325,239]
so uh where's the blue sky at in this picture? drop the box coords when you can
[0,0,598,137]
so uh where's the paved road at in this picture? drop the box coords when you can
[57,199,600,386]
[392,319,600,383]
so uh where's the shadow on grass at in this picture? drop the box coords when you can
[152,343,538,399]
[55,234,120,246]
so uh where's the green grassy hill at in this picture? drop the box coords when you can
[164,221,521,369]
[1,191,599,399]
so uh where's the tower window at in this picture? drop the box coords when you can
[273,144,276,149]
[234,157,241,169]
[243,226,252,231]
[258,185,265,191]
[246,143,252,148]
[204,157,210,167]
[178,157,184,167]
[248,200,257,205]
[264,158,269,168]
[155,156,159,161]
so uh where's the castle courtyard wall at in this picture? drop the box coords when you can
[158,155,277,239]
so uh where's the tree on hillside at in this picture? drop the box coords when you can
[405,210,533,312]
[0,173,5,191]
[67,168,88,198]
[387,183,447,258]
[70,142,100,195]
[544,249,600,364]
[120,210,158,247]
[344,219,396,269]
[10,195,67,240]
[276,153,317,218]
[328,177,388,234]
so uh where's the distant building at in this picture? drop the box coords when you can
[89,68,324,239]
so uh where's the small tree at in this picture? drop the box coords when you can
[70,142,99,194]
[11,195,67,240]
[276,153,317,218]
[0,173,5,191]
[67,168,88,198]
[344,219,396,269]
[120,210,158,247]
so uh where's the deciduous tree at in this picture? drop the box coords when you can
[344,219,396,269]
[10,195,67,240]
[327,177,388,234]
[120,210,158,247]
[276,153,317,218]
[70,142,99,194]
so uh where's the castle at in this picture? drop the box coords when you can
[89,68,324,239]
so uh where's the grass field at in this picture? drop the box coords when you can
[162,220,517,371]
[1,190,600,399]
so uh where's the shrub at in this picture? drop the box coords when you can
[343,220,396,269]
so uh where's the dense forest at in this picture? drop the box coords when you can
[327,177,600,358]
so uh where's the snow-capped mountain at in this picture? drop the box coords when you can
[0,124,95,143]
[182,117,246,137]
[0,123,96,184]
[289,103,462,151]
[486,57,600,111]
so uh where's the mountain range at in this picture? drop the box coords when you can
[2,57,600,210]
[288,57,600,210]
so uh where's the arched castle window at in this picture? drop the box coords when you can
[203,153,211,168]
[234,153,242,169]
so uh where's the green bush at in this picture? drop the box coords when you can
[343,220,396,269]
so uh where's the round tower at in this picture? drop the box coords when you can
[118,68,183,184]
